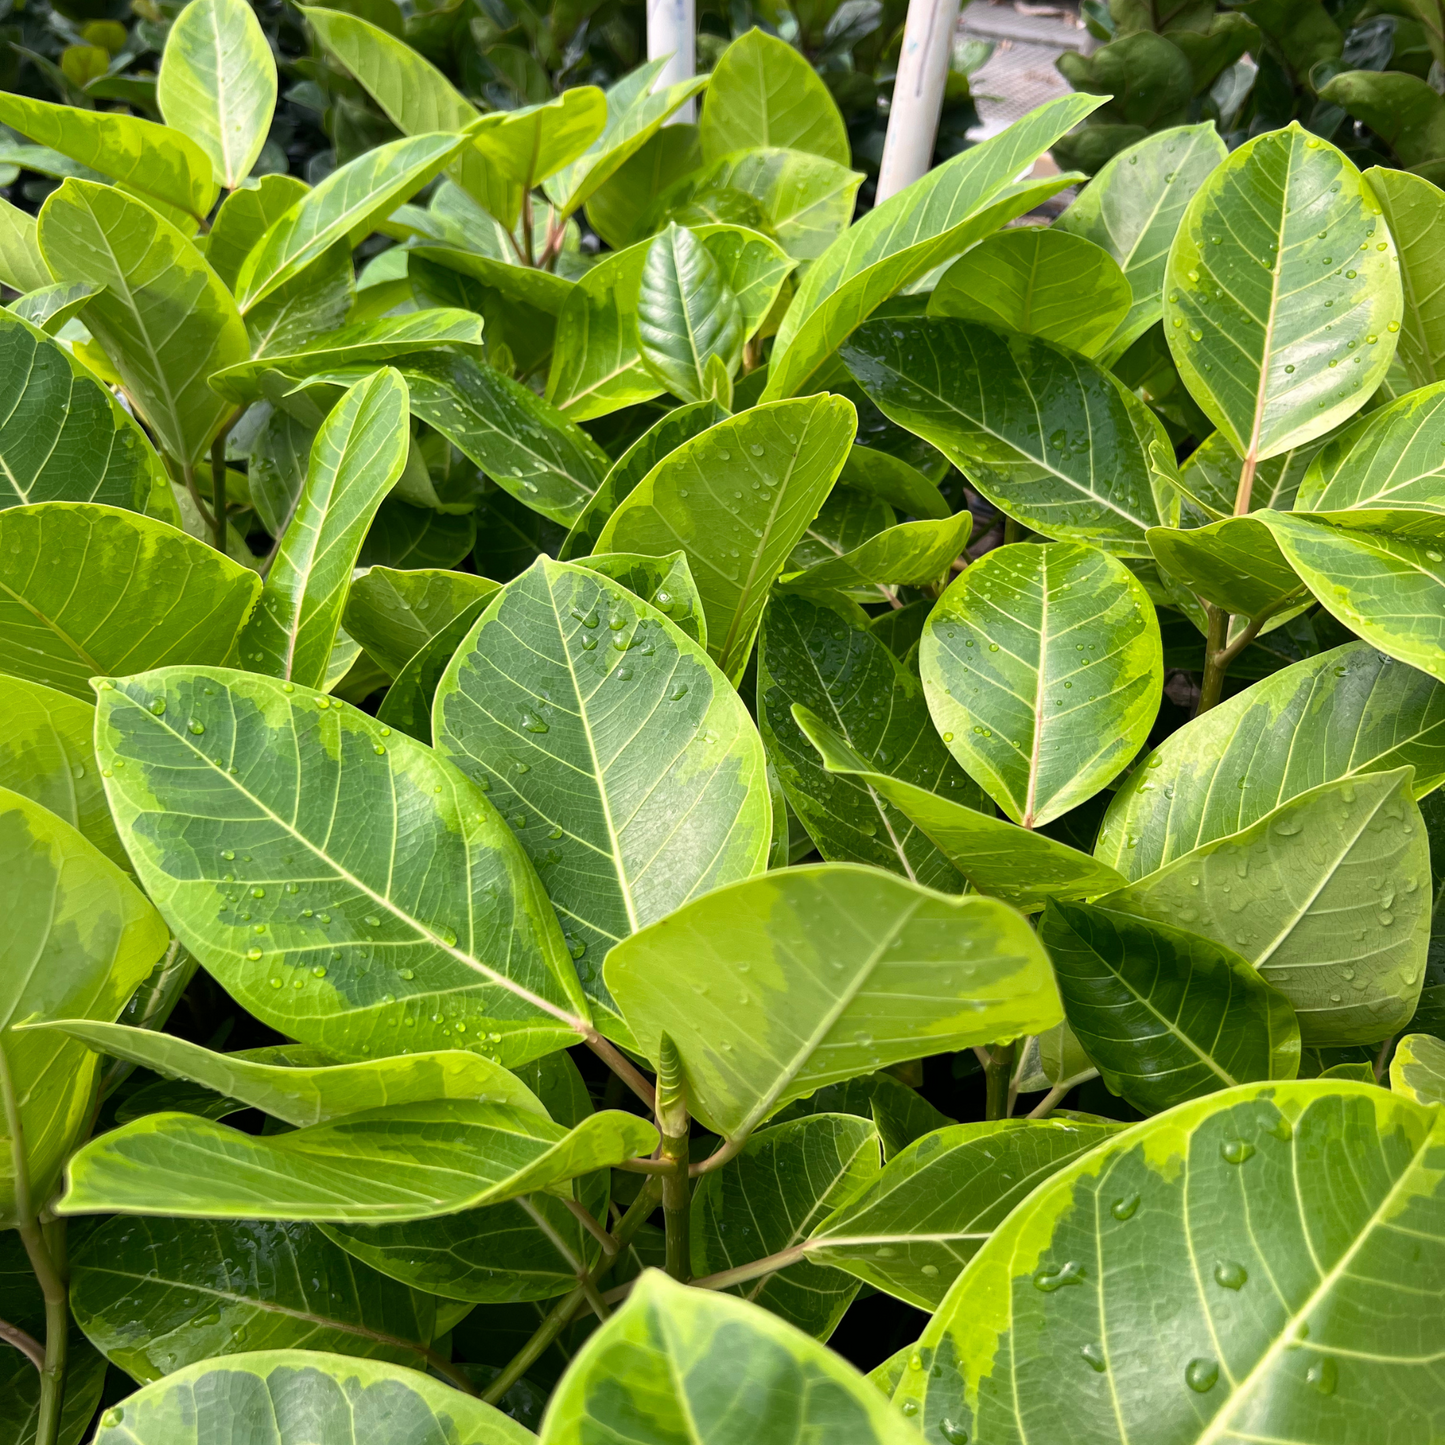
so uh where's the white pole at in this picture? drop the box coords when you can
[875,0,962,203]
[648,0,697,123]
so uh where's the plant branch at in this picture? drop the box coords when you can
[1195,603,1232,716]
[1233,451,1258,516]
[178,457,216,535]
[1374,1034,1396,1082]
[689,1243,808,1292]
[583,1033,656,1109]
[481,1176,663,1407]
[656,1034,691,1282]
[0,1043,67,1445]
[985,1042,1016,1121]
[688,1132,745,1178]
[612,1155,672,1175]
[0,1317,45,1371]
[1027,1083,1070,1120]
[564,1197,618,1257]
[208,410,243,555]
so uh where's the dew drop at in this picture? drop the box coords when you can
[1081,1343,1107,1373]
[188,719,205,735]
[1307,1357,1338,1395]
[1214,1259,1247,1290]
[1033,1260,1086,1291]
[1111,1193,1140,1220]
[1186,1358,1219,1393]
[1221,1139,1255,1164]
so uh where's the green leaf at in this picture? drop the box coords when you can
[0,196,51,293]
[1255,507,1445,683]
[37,1019,543,1127]
[408,245,575,315]
[1102,768,1428,1045]
[1,787,169,1225]
[206,174,306,289]
[236,131,476,311]
[434,557,770,1041]
[1296,380,1445,510]
[69,1216,441,1380]
[538,1269,922,1445]
[793,705,1128,909]
[94,666,591,1066]
[637,223,745,403]
[470,89,608,195]
[157,0,277,190]
[1389,1030,1445,1103]
[1174,427,1320,519]
[1163,122,1402,476]
[781,511,972,590]
[691,1113,880,1338]
[559,400,729,560]
[0,90,216,222]
[756,592,979,889]
[0,677,123,866]
[806,1117,1122,1309]
[1057,123,1227,360]
[38,180,250,466]
[684,147,863,263]
[1319,70,1445,169]
[838,445,950,521]
[343,566,501,678]
[596,394,857,681]
[898,1081,1445,1445]
[0,311,164,512]
[361,497,476,570]
[1367,165,1445,390]
[371,352,608,528]
[584,122,701,252]
[90,1349,533,1444]
[848,317,1176,554]
[58,1100,657,1222]
[764,93,1100,402]
[372,594,502,742]
[1040,900,1301,1115]
[1098,642,1445,880]
[299,5,518,228]
[928,228,1131,359]
[1147,514,1310,620]
[572,550,707,647]
[208,311,485,403]
[920,541,1164,828]
[237,370,410,690]
[699,30,849,167]
[7,279,102,334]
[321,1048,611,1304]
[604,862,1062,1141]
[545,64,709,217]
[0,504,261,698]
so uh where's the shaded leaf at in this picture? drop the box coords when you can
[928,228,1131,358]
[807,1117,1122,1309]
[692,1113,880,1338]
[1040,900,1300,1115]
[1367,164,1445,389]
[343,566,501,678]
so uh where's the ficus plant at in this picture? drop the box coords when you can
[1,2,1445,1443]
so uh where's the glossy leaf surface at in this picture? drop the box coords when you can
[95,667,589,1066]
[0,504,261,698]
[157,0,277,189]
[435,558,770,1037]
[1098,643,1445,879]
[538,1269,921,1445]
[1164,123,1401,470]
[1390,1030,1445,1104]
[605,863,1062,1140]
[238,369,410,690]
[90,1350,532,1444]
[843,318,1172,556]
[597,395,857,680]
[1368,165,1445,389]
[343,566,502,677]
[898,1082,1445,1445]
[1102,768,1428,1045]
[920,541,1163,828]
[59,1101,657,1221]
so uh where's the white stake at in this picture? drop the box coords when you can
[647,0,697,123]
[875,0,962,203]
